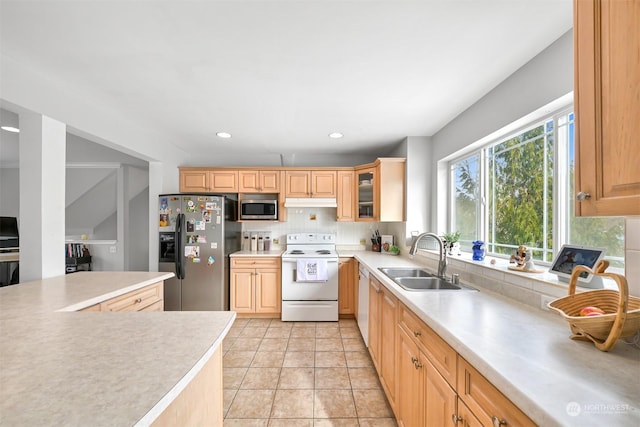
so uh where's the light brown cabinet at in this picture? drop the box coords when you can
[230,257,281,317]
[338,257,357,316]
[100,282,164,312]
[457,356,536,427]
[396,303,456,427]
[285,170,337,198]
[355,158,405,222]
[368,275,397,414]
[336,170,355,221]
[179,168,238,193]
[574,0,640,216]
[238,170,280,193]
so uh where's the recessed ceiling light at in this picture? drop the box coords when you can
[216,132,232,139]
[1,126,20,133]
[328,132,343,139]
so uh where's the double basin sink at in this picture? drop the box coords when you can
[378,268,476,292]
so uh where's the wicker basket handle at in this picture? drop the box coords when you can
[568,259,631,351]
[567,259,609,296]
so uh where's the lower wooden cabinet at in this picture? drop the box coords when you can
[368,275,397,414]
[338,257,357,316]
[78,282,164,312]
[230,257,281,317]
[101,282,164,312]
[397,311,456,427]
[457,356,536,427]
[369,286,536,427]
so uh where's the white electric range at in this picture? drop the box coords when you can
[281,233,339,322]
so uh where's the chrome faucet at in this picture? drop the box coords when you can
[409,232,448,279]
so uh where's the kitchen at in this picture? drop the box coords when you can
[1,1,640,426]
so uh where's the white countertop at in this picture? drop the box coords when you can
[230,249,285,257]
[0,271,236,426]
[354,251,640,427]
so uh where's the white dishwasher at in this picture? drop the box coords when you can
[357,262,369,346]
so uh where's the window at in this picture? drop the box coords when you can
[449,108,625,268]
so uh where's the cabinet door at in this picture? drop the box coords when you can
[368,277,382,370]
[238,170,260,192]
[285,171,311,197]
[424,354,456,427]
[380,289,397,412]
[209,170,238,192]
[397,326,424,427]
[378,158,406,222]
[260,170,280,192]
[180,170,209,193]
[457,356,536,427]
[456,398,483,427]
[255,268,281,313]
[336,170,355,221]
[338,258,356,315]
[574,0,640,216]
[230,269,255,313]
[355,167,376,221]
[311,170,337,197]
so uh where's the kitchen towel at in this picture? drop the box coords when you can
[296,259,328,282]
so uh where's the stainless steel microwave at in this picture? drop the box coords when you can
[240,199,278,220]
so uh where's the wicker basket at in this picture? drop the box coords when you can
[547,260,640,351]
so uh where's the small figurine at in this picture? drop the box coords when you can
[508,245,542,273]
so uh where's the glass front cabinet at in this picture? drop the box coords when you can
[356,167,377,221]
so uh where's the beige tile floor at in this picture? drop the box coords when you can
[223,318,397,426]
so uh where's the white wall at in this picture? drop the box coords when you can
[0,168,19,218]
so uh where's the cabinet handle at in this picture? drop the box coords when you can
[413,330,422,337]
[135,298,142,304]
[452,414,463,424]
[576,191,591,201]
[492,416,507,427]
[411,356,422,369]
[375,288,381,294]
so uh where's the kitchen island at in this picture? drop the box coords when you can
[352,251,640,427]
[0,271,235,426]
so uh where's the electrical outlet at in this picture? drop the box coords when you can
[540,295,555,311]
[109,246,117,254]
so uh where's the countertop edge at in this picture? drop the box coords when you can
[135,311,236,426]
[56,272,176,312]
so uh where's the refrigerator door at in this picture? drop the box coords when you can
[180,195,226,311]
[160,261,181,311]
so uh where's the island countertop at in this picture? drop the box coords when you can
[354,251,640,427]
[0,271,235,426]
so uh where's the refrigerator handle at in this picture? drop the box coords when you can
[176,213,186,280]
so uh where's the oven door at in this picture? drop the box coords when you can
[281,257,339,300]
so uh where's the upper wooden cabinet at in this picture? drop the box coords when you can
[285,170,337,198]
[355,158,406,222]
[238,170,280,193]
[574,0,640,216]
[336,170,355,221]
[179,168,238,193]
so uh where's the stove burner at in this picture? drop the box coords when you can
[316,250,331,255]
[289,250,305,255]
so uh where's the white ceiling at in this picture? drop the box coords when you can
[0,0,573,166]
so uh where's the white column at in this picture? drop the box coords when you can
[148,161,162,272]
[19,113,66,281]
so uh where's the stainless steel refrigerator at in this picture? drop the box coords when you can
[158,194,240,311]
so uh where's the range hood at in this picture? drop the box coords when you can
[284,197,337,208]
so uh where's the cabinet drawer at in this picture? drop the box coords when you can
[398,303,457,387]
[101,283,163,312]
[457,356,536,427]
[231,257,280,268]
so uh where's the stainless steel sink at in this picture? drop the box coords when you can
[378,267,476,292]
[378,268,433,278]
[394,277,461,290]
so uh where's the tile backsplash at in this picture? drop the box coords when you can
[241,207,397,249]
[625,217,640,297]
